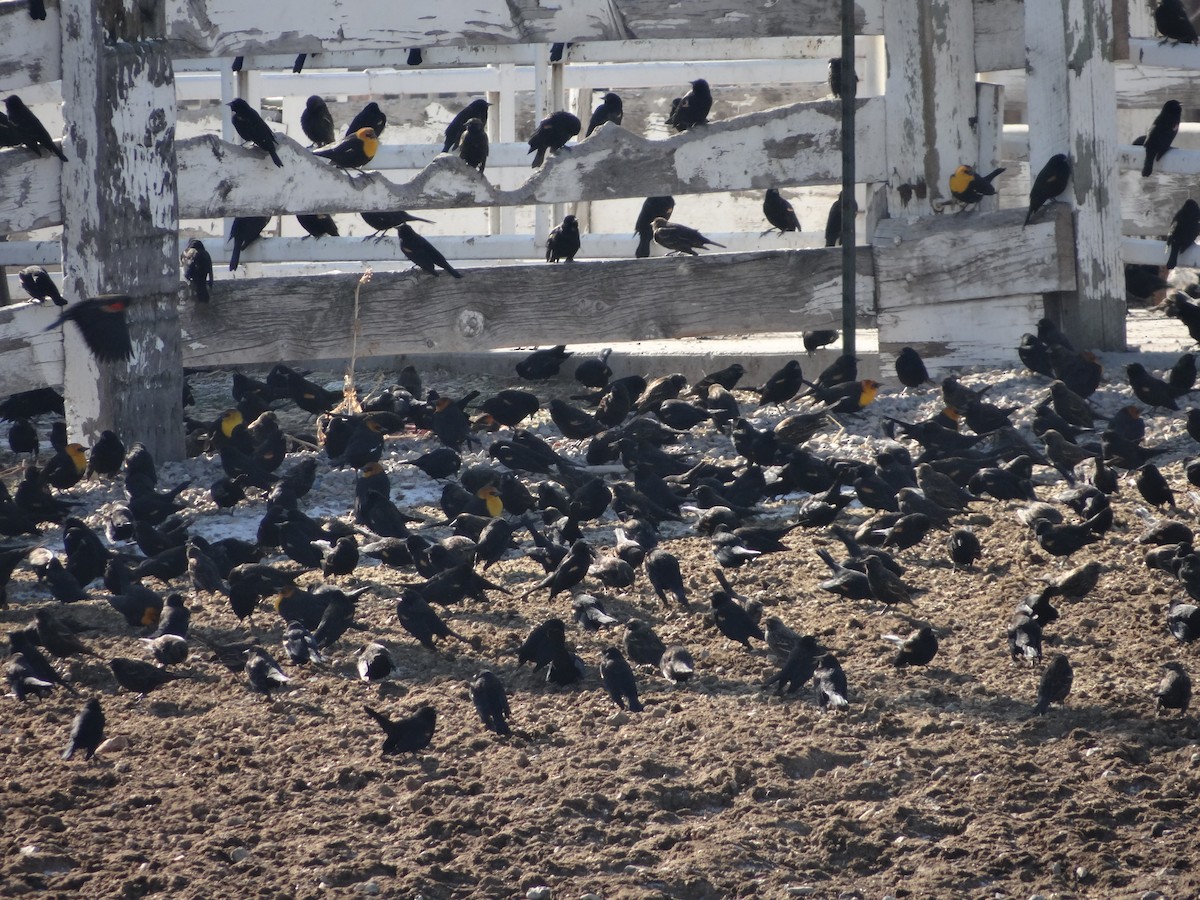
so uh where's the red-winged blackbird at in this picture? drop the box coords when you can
[398,224,461,278]
[18,265,65,306]
[228,98,282,167]
[762,188,801,234]
[457,118,488,174]
[345,101,386,137]
[228,216,270,271]
[62,698,105,760]
[361,210,433,238]
[296,214,338,238]
[443,98,490,153]
[1025,154,1070,225]
[1143,100,1182,176]
[181,239,213,302]
[634,196,674,258]
[1167,199,1200,269]
[586,92,623,136]
[528,111,581,167]
[4,95,67,161]
[516,345,571,380]
[300,95,335,146]
[546,215,581,262]
[665,79,712,131]
[1157,0,1198,44]
[46,295,133,362]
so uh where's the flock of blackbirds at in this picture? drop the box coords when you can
[3,297,1200,763]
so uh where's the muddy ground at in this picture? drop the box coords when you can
[1,354,1198,900]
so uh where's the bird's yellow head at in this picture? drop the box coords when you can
[141,606,161,627]
[66,444,87,471]
[356,127,379,159]
[477,484,503,517]
[359,461,384,478]
[948,165,976,194]
[859,380,881,406]
[220,408,244,438]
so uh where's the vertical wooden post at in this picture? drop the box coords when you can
[883,0,977,217]
[1025,0,1125,350]
[59,0,183,460]
[974,82,1005,213]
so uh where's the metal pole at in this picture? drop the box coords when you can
[840,0,856,358]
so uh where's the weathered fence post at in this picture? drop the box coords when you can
[1025,0,1126,350]
[59,0,184,459]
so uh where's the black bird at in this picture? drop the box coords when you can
[764,634,823,696]
[803,330,839,354]
[1157,0,1198,44]
[357,642,394,683]
[585,91,624,137]
[395,589,470,650]
[442,98,490,153]
[517,345,572,380]
[62,698,105,761]
[1127,362,1179,410]
[470,671,512,735]
[1018,334,1054,377]
[813,653,850,710]
[28,0,46,19]
[885,626,939,668]
[660,645,695,684]
[1167,198,1200,269]
[1025,153,1070,225]
[4,95,67,161]
[711,589,763,649]
[457,117,488,174]
[245,647,291,697]
[895,347,932,388]
[109,657,186,698]
[762,188,801,234]
[950,165,1005,206]
[947,528,982,568]
[624,619,667,668]
[8,418,37,457]
[652,218,725,256]
[1033,653,1073,715]
[825,192,844,247]
[282,621,323,665]
[361,210,433,238]
[574,348,612,389]
[756,360,804,407]
[46,295,133,362]
[644,548,689,609]
[518,618,567,670]
[228,98,282,167]
[300,95,335,146]
[546,215,581,262]
[296,214,338,238]
[18,265,65,306]
[345,101,386,137]
[600,647,643,711]
[827,57,858,98]
[528,111,581,167]
[665,79,712,131]
[634,196,674,258]
[1136,463,1175,508]
[1144,99,1183,177]
[6,652,54,700]
[34,608,94,658]
[398,224,462,278]
[228,215,270,271]
[364,705,436,755]
[180,239,214,303]
[1008,610,1043,664]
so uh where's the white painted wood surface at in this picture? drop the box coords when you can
[173,99,888,219]
[0,0,61,93]
[877,295,1044,371]
[0,147,62,234]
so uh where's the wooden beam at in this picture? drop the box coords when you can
[872,206,1077,309]
[1125,37,1200,68]
[0,146,62,233]
[0,0,61,93]
[59,0,184,460]
[174,249,877,369]
[176,98,888,218]
[1026,0,1126,351]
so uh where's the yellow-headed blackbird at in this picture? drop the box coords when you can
[228,216,270,271]
[181,239,213,302]
[398,224,462,278]
[444,98,490,152]
[228,98,282,167]
[1157,0,1198,44]
[300,95,335,146]
[635,196,674,258]
[1025,153,1071,225]
[345,101,386,137]
[586,92,623,136]
[18,265,64,306]
[546,215,581,262]
[4,94,67,161]
[1167,198,1200,268]
[457,118,488,174]
[46,295,132,363]
[665,78,712,131]
[827,379,881,413]
[296,214,338,238]
[949,165,1005,205]
[314,126,378,169]
[651,218,726,255]
[763,188,801,234]
[528,111,581,167]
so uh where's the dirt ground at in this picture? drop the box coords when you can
[2,355,1199,900]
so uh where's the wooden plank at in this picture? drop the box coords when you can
[60,0,184,459]
[985,64,1200,112]
[175,249,877,368]
[972,0,1025,72]
[0,300,68,397]
[1126,37,1200,68]
[0,0,61,93]
[1123,236,1200,268]
[872,206,1077,310]
[176,97,888,218]
[883,0,978,217]
[0,146,63,232]
[877,295,1044,371]
[975,82,1005,214]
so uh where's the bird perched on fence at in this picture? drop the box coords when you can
[442,98,490,153]
[949,165,1005,207]
[546,215,581,263]
[181,239,213,303]
[586,92,623,136]
[651,218,726,256]
[314,127,378,170]
[345,101,386,137]
[1156,0,1198,44]
[762,189,801,235]
[18,265,65,306]
[1025,153,1070,226]
[361,211,433,239]
[46,295,133,363]
[296,214,338,239]
[828,57,859,99]
[300,95,335,146]
[228,216,270,271]
[398,224,462,278]
[635,196,674,258]
[457,118,488,174]
[528,111,581,167]
[4,95,67,161]
[228,98,282,167]
[825,193,844,247]
[665,79,712,131]
[1166,198,1200,269]
[1141,99,1182,176]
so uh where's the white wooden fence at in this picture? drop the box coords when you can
[0,0,1151,460]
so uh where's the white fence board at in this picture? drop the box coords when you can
[0,147,62,233]
[0,1,61,93]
